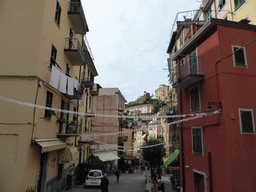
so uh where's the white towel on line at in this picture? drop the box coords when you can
[74,79,80,91]
[49,65,60,89]
[67,77,74,95]
[58,73,67,93]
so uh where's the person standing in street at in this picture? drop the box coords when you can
[101,173,109,192]
[115,168,121,183]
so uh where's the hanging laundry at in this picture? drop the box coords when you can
[58,72,67,93]
[67,77,74,95]
[73,78,80,91]
[80,87,88,107]
[49,65,60,89]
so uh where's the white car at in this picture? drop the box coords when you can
[85,169,103,187]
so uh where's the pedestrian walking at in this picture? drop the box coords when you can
[101,173,109,192]
[115,169,121,183]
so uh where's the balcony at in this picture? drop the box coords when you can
[90,83,101,96]
[68,1,89,34]
[64,89,82,100]
[64,38,84,66]
[172,57,204,89]
[82,76,94,89]
[57,121,79,137]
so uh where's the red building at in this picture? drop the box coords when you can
[172,19,256,192]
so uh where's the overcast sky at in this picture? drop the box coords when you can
[81,0,201,103]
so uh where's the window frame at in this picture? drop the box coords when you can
[50,44,57,69]
[191,126,203,155]
[234,0,246,10]
[66,64,70,77]
[190,85,201,112]
[193,169,207,192]
[44,91,53,119]
[55,0,62,26]
[232,45,247,68]
[239,109,255,134]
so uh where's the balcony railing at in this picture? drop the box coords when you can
[83,36,94,61]
[64,89,82,100]
[90,83,101,96]
[57,121,79,137]
[82,76,94,89]
[64,38,84,66]
[68,1,89,34]
[172,56,204,89]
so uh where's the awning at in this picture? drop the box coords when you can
[94,152,120,162]
[58,145,79,164]
[164,149,180,167]
[34,139,67,153]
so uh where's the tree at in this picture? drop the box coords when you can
[142,138,166,176]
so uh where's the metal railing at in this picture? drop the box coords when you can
[65,38,85,61]
[84,36,94,61]
[170,9,204,38]
[175,56,204,83]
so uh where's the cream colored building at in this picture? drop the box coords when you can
[154,84,170,102]
[0,0,97,191]
[126,104,155,118]
[201,0,256,24]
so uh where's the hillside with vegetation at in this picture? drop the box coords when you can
[125,98,165,114]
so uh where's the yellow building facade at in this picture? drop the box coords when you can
[0,0,97,191]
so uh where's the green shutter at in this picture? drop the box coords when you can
[179,33,183,47]
[189,49,198,74]
[218,0,226,9]
[207,8,212,21]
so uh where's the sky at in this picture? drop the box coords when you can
[81,0,201,103]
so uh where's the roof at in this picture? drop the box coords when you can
[172,18,256,61]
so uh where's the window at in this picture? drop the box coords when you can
[58,164,64,180]
[73,107,77,121]
[218,0,226,10]
[83,63,86,80]
[44,91,53,119]
[207,8,212,21]
[50,45,57,68]
[239,109,255,134]
[232,46,247,67]
[180,58,184,68]
[55,0,61,26]
[179,33,183,47]
[190,86,200,112]
[234,0,245,10]
[193,171,206,192]
[189,48,198,74]
[66,64,70,76]
[192,127,203,154]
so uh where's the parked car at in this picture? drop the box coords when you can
[85,169,103,187]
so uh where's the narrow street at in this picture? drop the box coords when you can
[68,169,177,192]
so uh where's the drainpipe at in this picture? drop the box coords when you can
[75,64,82,147]
[208,151,213,192]
[178,59,185,191]
[31,77,40,141]
[180,88,185,192]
